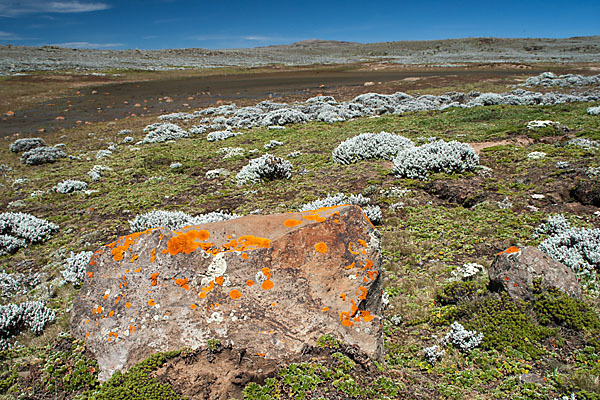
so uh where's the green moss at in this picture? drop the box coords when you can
[89,350,181,400]
[435,280,485,306]
[461,293,557,357]
[533,284,600,332]
[316,334,342,350]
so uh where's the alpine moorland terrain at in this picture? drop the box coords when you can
[0,38,599,399]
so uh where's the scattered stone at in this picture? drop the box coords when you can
[489,246,581,300]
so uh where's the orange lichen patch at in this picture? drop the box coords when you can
[167,229,211,255]
[108,332,117,340]
[150,248,156,263]
[198,292,207,299]
[246,280,255,286]
[122,275,128,287]
[334,219,340,224]
[350,299,358,315]
[362,259,374,270]
[496,246,521,256]
[229,289,242,300]
[261,267,272,279]
[108,311,114,317]
[128,325,136,334]
[190,304,197,310]
[255,353,266,357]
[214,276,225,286]
[348,242,360,255]
[125,269,131,274]
[90,260,95,266]
[85,333,90,339]
[283,219,302,227]
[175,277,190,290]
[114,296,121,304]
[262,280,274,290]
[340,293,347,301]
[322,307,329,312]
[87,271,94,278]
[148,299,156,307]
[271,302,276,307]
[151,272,159,286]
[314,242,328,253]
[222,235,271,253]
[241,253,248,260]
[358,239,367,248]
[366,270,378,281]
[125,302,131,309]
[340,312,354,327]
[361,310,375,322]
[134,267,142,273]
[92,306,103,314]
[345,262,356,270]
[161,249,167,254]
[103,293,109,300]
[84,319,90,325]
[110,230,155,261]
[202,281,215,292]
[130,254,138,263]
[302,214,326,222]
[357,286,368,300]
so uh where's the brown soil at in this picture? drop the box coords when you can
[1,64,547,138]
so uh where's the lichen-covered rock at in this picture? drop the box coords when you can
[71,205,383,380]
[489,246,581,301]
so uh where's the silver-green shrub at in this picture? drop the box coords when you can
[140,123,189,144]
[393,140,479,180]
[61,251,93,286]
[332,132,414,165]
[54,180,88,194]
[236,154,292,184]
[9,138,46,153]
[128,210,239,232]
[20,146,67,165]
[0,212,59,255]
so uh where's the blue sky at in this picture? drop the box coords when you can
[0,0,598,50]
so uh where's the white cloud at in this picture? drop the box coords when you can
[0,30,25,40]
[0,1,110,17]
[54,41,123,49]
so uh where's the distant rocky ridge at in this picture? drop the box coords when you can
[1,35,599,75]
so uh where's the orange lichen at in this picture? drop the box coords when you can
[322,307,329,312]
[350,299,358,314]
[345,262,356,270]
[108,311,114,317]
[367,270,378,281]
[497,246,521,256]
[261,267,272,279]
[348,242,359,255]
[84,319,90,325]
[108,332,117,340]
[130,254,138,263]
[198,292,207,299]
[340,293,347,301]
[241,253,248,260]
[357,286,368,300]
[161,249,167,254]
[151,272,159,286]
[167,229,211,255]
[271,302,276,307]
[90,260,95,266]
[229,289,242,300]
[128,325,136,334]
[150,248,156,263]
[103,293,109,300]
[114,296,121,304]
[87,271,94,278]
[214,276,225,286]
[92,306,103,314]
[134,267,142,273]
[255,353,266,357]
[175,277,190,290]
[314,242,328,253]
[362,259,374,270]
[148,299,156,307]
[340,312,354,327]
[262,280,274,290]
[283,219,302,227]
[334,219,340,224]
[122,276,128,287]
[361,310,374,322]
[246,280,255,286]
[190,304,197,310]
[125,302,131,309]
[302,214,326,222]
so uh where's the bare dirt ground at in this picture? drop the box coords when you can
[3,62,595,138]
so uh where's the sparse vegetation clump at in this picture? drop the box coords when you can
[588,106,600,115]
[20,146,67,165]
[0,301,56,350]
[61,251,93,285]
[393,140,479,180]
[236,154,292,184]
[206,129,243,141]
[0,212,59,255]
[128,210,239,232]
[261,108,308,126]
[332,132,414,164]
[9,138,46,153]
[54,179,88,194]
[140,122,189,144]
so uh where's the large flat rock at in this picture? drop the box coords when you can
[70,205,383,380]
